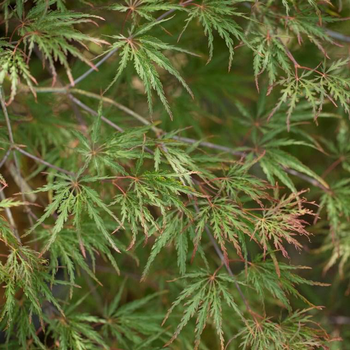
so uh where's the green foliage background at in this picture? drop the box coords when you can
[0,0,350,349]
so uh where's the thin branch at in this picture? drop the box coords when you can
[68,95,124,132]
[15,147,74,176]
[70,0,194,86]
[67,93,88,131]
[69,95,157,155]
[326,29,350,43]
[33,87,68,93]
[69,89,245,156]
[13,49,76,179]
[156,0,192,21]
[0,148,12,169]
[0,88,15,145]
[284,168,330,192]
[6,163,37,202]
[172,136,245,156]
[0,88,34,224]
[72,89,245,155]
[330,315,350,325]
[278,37,300,68]
[71,88,160,134]
[72,48,119,86]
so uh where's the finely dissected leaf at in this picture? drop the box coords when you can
[252,34,291,88]
[75,124,152,175]
[109,0,181,22]
[213,163,268,202]
[180,0,245,70]
[237,309,332,350]
[195,198,252,261]
[280,10,335,49]
[0,1,347,348]
[242,257,328,311]
[156,138,203,184]
[105,19,194,118]
[0,42,37,104]
[320,119,350,173]
[0,197,25,209]
[46,305,107,350]
[251,192,314,258]
[1,0,26,31]
[113,170,199,248]
[319,178,350,236]
[0,245,63,332]
[260,148,328,194]
[35,223,124,298]
[19,9,108,86]
[317,222,350,278]
[29,175,121,253]
[142,211,191,279]
[102,280,167,349]
[163,270,244,350]
[270,60,350,128]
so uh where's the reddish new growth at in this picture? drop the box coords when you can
[252,191,316,258]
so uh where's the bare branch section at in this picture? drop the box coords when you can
[15,147,74,176]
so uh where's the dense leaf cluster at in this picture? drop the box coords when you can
[0,0,349,349]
